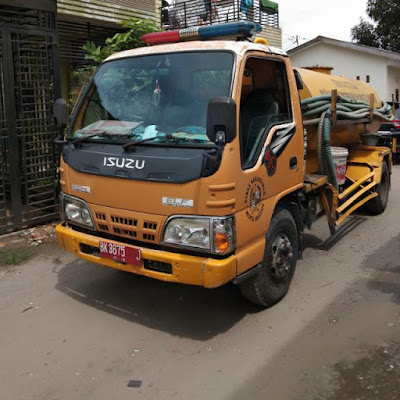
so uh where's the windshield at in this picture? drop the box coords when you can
[70,51,234,145]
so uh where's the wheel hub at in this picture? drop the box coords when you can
[270,234,293,280]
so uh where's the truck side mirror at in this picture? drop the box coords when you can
[294,70,304,90]
[207,97,237,144]
[53,98,67,129]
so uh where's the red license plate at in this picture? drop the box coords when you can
[99,241,141,266]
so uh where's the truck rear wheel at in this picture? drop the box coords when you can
[239,208,298,308]
[367,161,390,215]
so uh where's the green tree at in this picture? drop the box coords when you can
[83,18,159,64]
[351,0,400,52]
[351,19,379,48]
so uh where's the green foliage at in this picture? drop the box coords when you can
[351,19,379,48]
[193,69,232,99]
[69,65,97,111]
[352,0,400,52]
[0,248,32,266]
[82,42,111,64]
[83,18,159,64]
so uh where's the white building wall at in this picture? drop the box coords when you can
[387,66,400,103]
[290,43,389,102]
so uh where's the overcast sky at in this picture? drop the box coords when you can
[278,0,369,51]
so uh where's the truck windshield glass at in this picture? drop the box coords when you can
[71,51,234,145]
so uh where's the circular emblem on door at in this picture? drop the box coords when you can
[244,176,266,222]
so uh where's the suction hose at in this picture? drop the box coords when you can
[317,111,325,174]
[301,96,394,121]
[303,95,394,190]
[322,112,338,189]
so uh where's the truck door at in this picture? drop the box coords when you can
[239,55,303,193]
[235,55,303,275]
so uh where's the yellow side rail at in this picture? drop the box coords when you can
[336,180,377,214]
[319,169,379,232]
[335,170,378,226]
[337,171,375,201]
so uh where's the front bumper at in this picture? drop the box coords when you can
[56,224,237,288]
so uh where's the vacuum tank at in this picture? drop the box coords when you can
[296,67,386,175]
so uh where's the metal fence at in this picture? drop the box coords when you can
[161,0,279,30]
[0,4,60,234]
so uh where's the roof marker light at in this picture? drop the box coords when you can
[142,21,262,45]
[254,37,269,46]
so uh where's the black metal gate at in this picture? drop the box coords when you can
[0,3,60,234]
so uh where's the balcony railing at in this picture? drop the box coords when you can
[161,0,279,30]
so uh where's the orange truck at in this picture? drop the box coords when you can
[54,22,393,307]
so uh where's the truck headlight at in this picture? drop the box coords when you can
[212,217,235,254]
[61,194,94,228]
[162,216,235,255]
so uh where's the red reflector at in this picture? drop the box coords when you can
[142,30,181,45]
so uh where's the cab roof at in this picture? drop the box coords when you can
[105,40,287,63]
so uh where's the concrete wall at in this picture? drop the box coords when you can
[289,43,390,102]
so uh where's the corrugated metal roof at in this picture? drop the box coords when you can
[105,0,154,13]
[58,18,125,63]
[57,0,157,25]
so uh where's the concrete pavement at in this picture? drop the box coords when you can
[1,166,399,400]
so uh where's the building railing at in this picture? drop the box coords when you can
[161,0,279,30]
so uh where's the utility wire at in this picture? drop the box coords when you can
[283,33,310,51]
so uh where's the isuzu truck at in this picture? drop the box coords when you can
[54,22,393,307]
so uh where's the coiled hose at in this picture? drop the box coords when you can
[303,95,394,190]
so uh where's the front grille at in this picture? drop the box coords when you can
[113,227,137,237]
[96,212,106,221]
[143,233,155,241]
[91,205,163,244]
[144,221,157,230]
[111,215,137,226]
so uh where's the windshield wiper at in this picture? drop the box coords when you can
[70,130,126,146]
[123,134,209,151]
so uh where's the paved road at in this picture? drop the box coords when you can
[1,167,400,400]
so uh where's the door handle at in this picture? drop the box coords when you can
[290,156,298,170]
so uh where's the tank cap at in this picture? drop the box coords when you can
[254,37,268,46]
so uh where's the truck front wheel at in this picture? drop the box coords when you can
[239,208,299,308]
[367,161,390,215]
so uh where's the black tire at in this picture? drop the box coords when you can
[367,161,390,215]
[239,208,299,308]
